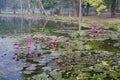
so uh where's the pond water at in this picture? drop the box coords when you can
[0,37,22,80]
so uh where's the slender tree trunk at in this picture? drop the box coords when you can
[28,0,31,14]
[73,0,79,17]
[111,0,116,17]
[86,3,89,16]
[20,0,23,16]
[31,6,35,15]
[60,0,63,16]
[68,0,70,16]
[79,0,82,31]
[20,0,24,34]
[73,0,76,16]
[28,19,31,33]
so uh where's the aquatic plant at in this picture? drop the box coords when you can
[87,22,103,38]
[50,39,56,43]
[26,45,31,49]
[14,45,19,49]
[49,38,62,50]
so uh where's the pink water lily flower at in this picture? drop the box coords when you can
[90,27,96,31]
[56,40,62,42]
[50,39,56,43]
[30,16,36,20]
[23,36,27,40]
[15,45,19,49]
[26,45,31,49]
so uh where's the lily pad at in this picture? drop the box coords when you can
[23,70,34,74]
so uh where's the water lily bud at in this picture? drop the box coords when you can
[15,45,19,49]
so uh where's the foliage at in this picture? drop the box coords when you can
[30,0,39,6]
[42,0,60,9]
[58,49,120,80]
[103,22,120,32]
[84,0,107,15]
[104,0,116,7]
[0,0,6,13]
[70,31,81,38]
[87,22,103,38]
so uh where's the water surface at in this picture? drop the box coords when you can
[0,16,74,80]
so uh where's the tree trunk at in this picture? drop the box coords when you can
[20,0,23,16]
[28,0,31,14]
[86,3,90,16]
[111,0,116,17]
[59,0,63,16]
[79,0,82,31]
[73,0,79,17]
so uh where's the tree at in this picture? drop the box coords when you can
[29,0,39,14]
[28,0,31,14]
[20,0,23,16]
[110,0,117,17]
[42,0,60,9]
[73,0,79,16]
[0,0,6,14]
[85,0,106,15]
[85,0,117,17]
[104,0,117,17]
[73,0,100,16]
[10,0,19,14]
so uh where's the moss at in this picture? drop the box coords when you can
[87,39,119,52]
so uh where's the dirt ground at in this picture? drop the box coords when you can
[84,12,120,22]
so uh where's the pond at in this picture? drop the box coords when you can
[0,16,120,80]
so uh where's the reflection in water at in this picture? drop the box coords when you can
[0,17,22,35]
[21,16,24,35]
[14,29,17,36]
[0,16,73,36]
[42,20,48,31]
[28,19,31,33]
